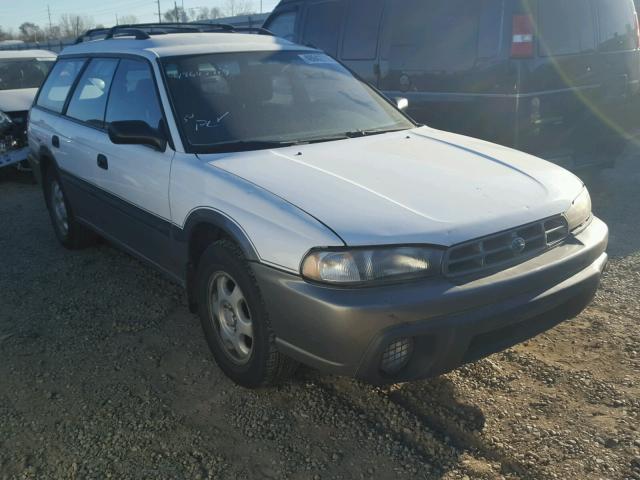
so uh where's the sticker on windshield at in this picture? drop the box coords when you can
[298,53,335,65]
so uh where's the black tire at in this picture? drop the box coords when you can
[44,167,96,249]
[195,239,297,388]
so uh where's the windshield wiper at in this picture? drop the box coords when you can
[197,128,410,153]
[202,139,299,153]
[288,130,403,145]
[344,127,410,138]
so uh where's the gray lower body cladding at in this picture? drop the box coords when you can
[254,217,609,384]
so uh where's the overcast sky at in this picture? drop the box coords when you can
[1,0,280,32]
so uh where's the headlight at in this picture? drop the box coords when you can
[565,187,592,231]
[0,111,12,131]
[301,246,443,285]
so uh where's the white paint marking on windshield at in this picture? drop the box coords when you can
[194,113,230,132]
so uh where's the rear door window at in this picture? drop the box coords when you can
[266,9,298,41]
[381,0,503,72]
[302,0,345,57]
[36,58,86,113]
[341,0,384,60]
[538,0,596,56]
[594,0,637,52]
[66,58,119,128]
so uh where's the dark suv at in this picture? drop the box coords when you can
[265,0,640,170]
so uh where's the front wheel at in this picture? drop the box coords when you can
[195,239,297,388]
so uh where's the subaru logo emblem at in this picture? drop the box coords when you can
[511,236,526,254]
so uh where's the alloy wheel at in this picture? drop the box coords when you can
[207,272,254,365]
[51,180,69,237]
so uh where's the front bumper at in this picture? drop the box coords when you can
[253,217,608,384]
[0,146,28,169]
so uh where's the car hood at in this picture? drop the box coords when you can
[0,88,37,113]
[200,127,584,247]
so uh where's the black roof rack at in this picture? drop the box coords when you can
[75,22,273,44]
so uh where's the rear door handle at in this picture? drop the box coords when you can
[52,135,59,148]
[97,154,108,170]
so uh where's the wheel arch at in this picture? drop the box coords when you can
[37,146,59,202]
[177,208,260,312]
[181,208,260,264]
[38,146,58,178]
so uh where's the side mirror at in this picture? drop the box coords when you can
[395,97,409,111]
[107,120,167,151]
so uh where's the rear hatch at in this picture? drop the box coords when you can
[514,0,640,166]
[377,0,517,143]
[376,0,640,165]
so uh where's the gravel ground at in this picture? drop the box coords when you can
[0,147,638,480]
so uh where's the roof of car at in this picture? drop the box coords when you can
[0,49,57,59]
[60,33,314,60]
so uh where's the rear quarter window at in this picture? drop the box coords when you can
[381,0,503,72]
[266,10,298,41]
[36,58,86,113]
[538,0,596,56]
[594,0,638,52]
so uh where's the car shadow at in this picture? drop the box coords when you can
[293,366,546,479]
[0,167,36,184]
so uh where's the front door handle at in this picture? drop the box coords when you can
[52,135,59,148]
[97,154,108,170]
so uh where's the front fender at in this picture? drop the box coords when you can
[170,153,345,273]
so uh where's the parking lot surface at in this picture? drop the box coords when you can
[0,148,639,480]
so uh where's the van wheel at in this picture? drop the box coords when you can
[196,239,297,388]
[44,167,96,249]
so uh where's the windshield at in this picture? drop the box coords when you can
[0,58,55,91]
[162,50,414,153]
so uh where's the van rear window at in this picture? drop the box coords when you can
[302,1,345,57]
[538,0,596,56]
[342,0,384,60]
[594,0,637,52]
[381,0,503,72]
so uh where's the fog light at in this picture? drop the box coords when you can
[380,337,414,376]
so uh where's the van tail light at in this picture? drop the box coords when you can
[635,12,640,48]
[511,14,534,58]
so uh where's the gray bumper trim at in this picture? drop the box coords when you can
[253,217,608,384]
[0,147,29,169]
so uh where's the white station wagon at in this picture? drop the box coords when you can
[28,25,608,388]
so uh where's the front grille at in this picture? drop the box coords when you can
[443,215,569,277]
